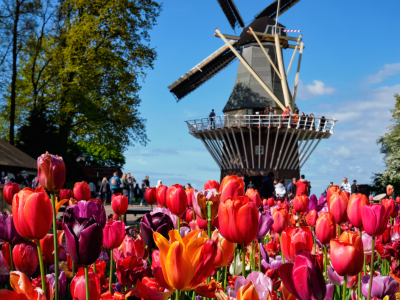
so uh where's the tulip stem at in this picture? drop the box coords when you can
[324,245,327,281]
[250,242,253,271]
[50,193,59,300]
[177,216,181,233]
[84,266,90,300]
[342,277,347,300]
[358,272,361,300]
[8,243,14,271]
[109,248,113,293]
[72,261,75,277]
[216,269,220,282]
[175,290,179,300]
[93,261,96,273]
[233,244,237,276]
[241,244,246,277]
[338,225,341,237]
[313,228,316,253]
[223,265,227,289]
[36,239,46,296]
[207,203,212,238]
[367,236,375,300]
[258,241,262,271]
[279,234,285,264]
[360,229,366,275]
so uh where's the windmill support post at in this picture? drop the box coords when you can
[286,35,302,77]
[215,29,286,111]
[292,41,304,106]
[274,34,292,110]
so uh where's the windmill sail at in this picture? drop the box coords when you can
[216,0,245,29]
[254,0,301,19]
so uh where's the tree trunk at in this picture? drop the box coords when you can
[10,0,21,145]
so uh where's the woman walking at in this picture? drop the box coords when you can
[99,177,111,206]
[121,173,130,204]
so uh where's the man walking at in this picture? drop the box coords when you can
[127,173,136,205]
[341,177,351,194]
[351,180,358,195]
[140,176,150,206]
[288,178,297,201]
[110,172,121,196]
[209,109,216,129]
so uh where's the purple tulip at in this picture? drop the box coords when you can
[327,266,352,287]
[307,194,318,212]
[63,209,103,265]
[64,201,106,228]
[0,212,22,243]
[256,211,274,240]
[180,226,190,238]
[262,255,283,270]
[140,212,174,249]
[317,194,327,212]
[325,282,334,300]
[227,271,273,300]
[361,275,398,300]
[279,250,326,300]
[0,250,10,275]
[47,271,67,299]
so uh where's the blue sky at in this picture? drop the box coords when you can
[123,0,400,196]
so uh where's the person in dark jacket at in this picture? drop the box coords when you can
[140,176,150,206]
[99,177,111,205]
[259,172,275,199]
[209,109,216,129]
[288,178,297,201]
[121,173,130,202]
[247,181,255,190]
[300,112,306,129]
[320,116,326,130]
[351,180,358,195]
[133,183,140,202]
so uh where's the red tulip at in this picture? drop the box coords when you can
[327,185,341,204]
[156,185,168,208]
[121,235,145,259]
[362,204,390,237]
[396,197,400,204]
[328,192,348,225]
[272,208,289,234]
[39,231,64,265]
[12,188,53,240]
[70,268,101,300]
[3,182,20,205]
[219,175,244,202]
[387,185,394,197]
[293,195,309,213]
[204,180,220,191]
[195,216,219,231]
[306,209,317,227]
[145,188,157,205]
[330,231,363,276]
[315,212,336,245]
[267,197,275,207]
[37,152,66,192]
[111,193,128,216]
[382,198,396,218]
[378,224,391,244]
[59,189,73,200]
[281,226,313,262]
[116,256,151,286]
[245,188,261,207]
[13,241,39,276]
[103,220,125,249]
[185,187,194,207]
[73,182,91,201]
[218,196,258,244]
[181,208,194,223]
[89,259,107,287]
[347,193,369,228]
[166,184,187,216]
[2,242,12,270]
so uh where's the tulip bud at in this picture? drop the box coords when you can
[59,189,73,201]
[13,241,39,276]
[293,195,309,213]
[111,193,128,216]
[382,198,396,218]
[121,235,145,259]
[271,208,289,234]
[245,188,261,207]
[306,209,317,227]
[315,212,336,245]
[281,226,313,262]
[204,180,220,191]
[219,175,244,202]
[387,185,394,197]
[267,197,275,207]
[396,197,400,204]
[328,192,348,225]
[73,182,91,201]
[103,220,125,249]
[145,187,157,205]
[70,268,101,300]
[3,182,20,205]
[156,185,168,208]
[347,193,369,228]
[185,187,194,207]
[37,152,66,192]
[166,184,187,216]
[327,185,341,205]
[362,204,390,237]
[193,189,220,220]
[378,224,391,244]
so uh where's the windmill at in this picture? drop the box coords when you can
[168,0,337,189]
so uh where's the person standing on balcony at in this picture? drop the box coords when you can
[209,109,216,129]
[282,106,290,121]
[263,106,270,127]
[291,110,299,127]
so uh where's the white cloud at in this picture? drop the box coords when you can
[297,80,336,100]
[365,63,400,84]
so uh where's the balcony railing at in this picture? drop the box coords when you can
[185,114,336,134]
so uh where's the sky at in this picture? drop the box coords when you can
[122,0,400,195]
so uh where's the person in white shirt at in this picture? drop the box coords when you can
[341,177,351,194]
[275,179,286,200]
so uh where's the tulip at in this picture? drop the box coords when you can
[3,182,20,205]
[181,208,194,223]
[89,260,107,288]
[279,250,326,300]
[307,194,318,212]
[330,231,363,276]
[145,187,157,206]
[73,182,91,201]
[9,271,46,300]
[229,253,249,275]
[166,184,187,217]
[111,193,128,216]
[315,212,336,245]
[245,188,261,207]
[212,230,235,268]
[382,198,396,218]
[0,249,10,275]
[156,185,168,208]
[70,268,101,300]
[347,193,369,228]
[267,197,274,207]
[218,196,259,244]
[66,200,107,228]
[379,224,391,245]
[151,250,173,290]
[280,227,313,263]
[59,189,73,201]
[185,187,194,207]
[387,185,394,197]
[153,229,218,291]
[63,208,103,265]
[191,217,219,232]
[195,279,220,298]
[103,220,125,249]
[256,211,274,240]
[227,271,272,300]
[306,209,317,227]
[0,212,21,244]
[328,192,348,225]
[361,275,398,300]
[47,271,67,299]
[396,197,400,204]
[39,231,64,265]
[121,234,145,259]
[193,189,220,220]
[140,212,174,249]
[116,256,151,286]
[293,194,309,213]
[219,175,244,202]
[271,207,289,234]
[362,204,390,237]
[13,241,39,276]
[37,152,66,192]
[204,180,220,191]
[326,185,341,204]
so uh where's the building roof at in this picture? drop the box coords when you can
[0,139,37,170]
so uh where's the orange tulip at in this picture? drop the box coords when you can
[237,281,260,300]
[212,230,235,268]
[330,231,363,276]
[153,229,217,291]
[293,195,309,213]
[166,184,188,216]
[12,188,53,240]
[347,193,369,228]
[245,188,261,207]
[281,226,313,262]
[9,271,46,300]
[326,185,341,205]
[186,187,195,207]
[271,208,289,234]
[219,175,244,202]
[38,231,64,265]
[315,212,336,245]
[193,189,220,220]
[328,192,348,225]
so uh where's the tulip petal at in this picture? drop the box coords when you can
[278,264,301,300]
[169,229,184,245]
[293,264,311,300]
[0,290,25,300]
[135,279,175,300]
[182,230,201,246]
[10,271,46,300]
[165,241,192,290]
[55,198,69,215]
